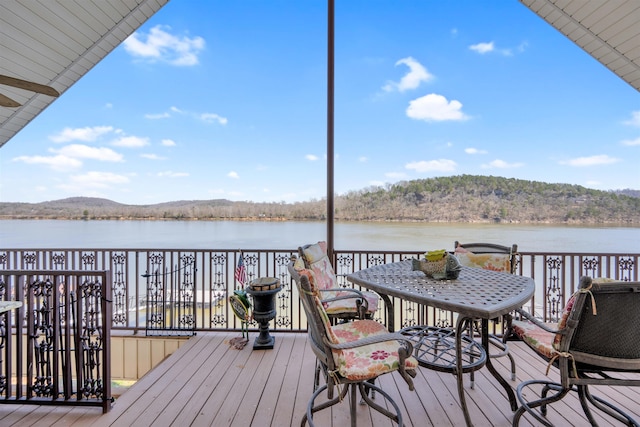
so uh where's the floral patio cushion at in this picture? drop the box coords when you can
[552,294,576,349]
[301,241,336,291]
[293,263,340,344]
[454,246,511,273]
[511,319,557,360]
[331,319,419,381]
[301,241,379,314]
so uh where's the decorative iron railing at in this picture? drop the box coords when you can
[0,248,635,412]
[0,248,637,334]
[0,269,111,412]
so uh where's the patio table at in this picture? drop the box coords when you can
[347,260,535,427]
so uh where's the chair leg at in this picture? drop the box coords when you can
[360,378,376,404]
[471,320,516,382]
[579,385,640,427]
[512,380,571,427]
[358,381,403,426]
[303,382,350,427]
[313,359,321,392]
[302,380,404,427]
[488,336,517,380]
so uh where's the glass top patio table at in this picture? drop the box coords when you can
[347,260,535,427]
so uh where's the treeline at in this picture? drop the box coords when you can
[1,175,639,224]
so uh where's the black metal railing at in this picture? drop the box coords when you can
[0,270,112,412]
[0,248,637,333]
[0,248,636,412]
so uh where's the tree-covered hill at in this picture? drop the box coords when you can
[334,175,640,223]
[0,175,638,224]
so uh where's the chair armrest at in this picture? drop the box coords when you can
[513,308,565,335]
[317,288,369,311]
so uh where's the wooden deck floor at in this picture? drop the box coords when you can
[0,332,638,427]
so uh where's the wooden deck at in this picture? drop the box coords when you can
[0,332,638,427]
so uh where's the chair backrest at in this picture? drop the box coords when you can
[288,258,337,370]
[559,276,640,371]
[298,241,338,291]
[454,241,518,274]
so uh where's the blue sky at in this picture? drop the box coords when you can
[1,0,639,205]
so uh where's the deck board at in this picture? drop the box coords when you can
[0,332,638,427]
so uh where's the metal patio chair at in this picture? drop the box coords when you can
[289,259,417,427]
[298,241,379,323]
[510,276,640,426]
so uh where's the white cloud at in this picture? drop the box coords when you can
[123,25,205,66]
[465,147,487,154]
[621,137,640,146]
[517,41,529,53]
[112,135,149,148]
[406,94,469,122]
[306,154,319,161]
[200,113,228,125]
[161,139,176,147]
[481,159,524,169]
[227,171,240,179]
[469,41,513,56]
[623,111,640,127]
[157,171,189,177]
[469,42,494,54]
[560,154,621,167]
[12,155,82,171]
[141,153,166,160]
[405,159,457,172]
[382,57,433,92]
[51,144,123,162]
[50,126,115,143]
[145,107,227,125]
[358,156,368,162]
[145,112,171,120]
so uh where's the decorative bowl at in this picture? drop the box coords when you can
[412,253,462,280]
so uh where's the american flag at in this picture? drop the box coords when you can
[235,253,247,285]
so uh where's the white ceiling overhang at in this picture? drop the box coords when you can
[1,1,638,150]
[520,0,640,92]
[0,0,169,148]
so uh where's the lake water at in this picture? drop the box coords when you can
[1,220,638,253]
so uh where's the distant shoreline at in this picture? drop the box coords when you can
[1,176,639,224]
[0,216,638,227]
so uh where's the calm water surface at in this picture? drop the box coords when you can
[1,220,638,253]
